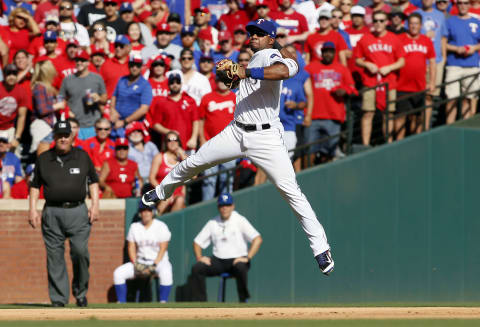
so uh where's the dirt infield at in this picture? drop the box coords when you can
[1,307,480,320]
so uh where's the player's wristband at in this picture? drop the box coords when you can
[152,263,157,267]
[273,41,283,50]
[246,67,264,80]
[284,58,298,78]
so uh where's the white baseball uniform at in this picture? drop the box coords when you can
[153,48,330,257]
[113,219,173,286]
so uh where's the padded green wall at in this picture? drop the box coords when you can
[125,125,480,303]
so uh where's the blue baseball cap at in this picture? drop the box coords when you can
[114,34,130,45]
[218,193,234,206]
[181,25,195,36]
[246,19,276,38]
[119,2,133,13]
[44,31,57,42]
[322,41,335,50]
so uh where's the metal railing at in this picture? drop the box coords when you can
[383,71,479,140]
[182,70,480,206]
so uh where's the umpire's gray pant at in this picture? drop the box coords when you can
[41,203,91,304]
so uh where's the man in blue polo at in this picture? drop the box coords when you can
[111,53,152,138]
[444,0,480,124]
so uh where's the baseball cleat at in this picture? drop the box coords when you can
[142,189,160,207]
[315,249,334,276]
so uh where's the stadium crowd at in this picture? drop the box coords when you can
[1,0,480,207]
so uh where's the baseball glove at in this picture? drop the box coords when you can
[134,262,156,278]
[216,59,242,89]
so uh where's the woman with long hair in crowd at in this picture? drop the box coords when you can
[339,0,353,29]
[14,49,33,108]
[2,8,40,62]
[125,121,159,184]
[127,22,144,57]
[148,131,186,215]
[30,60,65,155]
[89,21,113,58]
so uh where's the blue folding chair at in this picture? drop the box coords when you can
[217,272,232,302]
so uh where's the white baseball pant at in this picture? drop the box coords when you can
[283,130,297,159]
[113,261,173,286]
[155,120,330,256]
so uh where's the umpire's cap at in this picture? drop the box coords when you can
[53,120,72,135]
[218,193,234,206]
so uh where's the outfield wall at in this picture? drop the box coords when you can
[126,125,480,303]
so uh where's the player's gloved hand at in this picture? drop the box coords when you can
[134,262,149,278]
[142,189,160,207]
[148,264,157,274]
[216,59,245,89]
[134,262,155,278]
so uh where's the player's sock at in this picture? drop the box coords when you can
[114,283,127,303]
[158,285,172,302]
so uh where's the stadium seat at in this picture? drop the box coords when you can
[217,272,232,302]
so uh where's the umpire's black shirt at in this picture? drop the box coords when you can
[31,147,99,202]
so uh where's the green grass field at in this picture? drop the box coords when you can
[1,320,480,327]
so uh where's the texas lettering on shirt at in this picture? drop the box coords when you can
[367,42,393,53]
[403,42,429,54]
[149,79,168,98]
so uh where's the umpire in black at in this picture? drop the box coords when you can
[28,120,100,307]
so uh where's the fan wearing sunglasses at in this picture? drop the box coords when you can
[172,48,212,107]
[92,0,128,42]
[148,72,199,153]
[143,19,336,276]
[84,117,115,174]
[354,10,405,145]
[148,131,186,215]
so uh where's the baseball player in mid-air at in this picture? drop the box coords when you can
[143,19,334,275]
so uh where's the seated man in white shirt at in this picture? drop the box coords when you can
[191,193,263,302]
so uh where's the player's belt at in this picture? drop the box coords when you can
[46,201,84,208]
[235,121,271,132]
